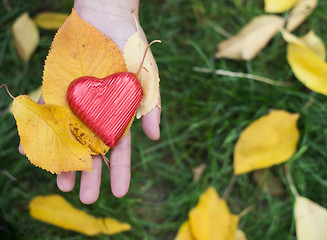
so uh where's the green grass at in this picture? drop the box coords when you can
[1,0,327,239]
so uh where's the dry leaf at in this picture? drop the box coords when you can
[192,163,206,182]
[123,32,160,118]
[282,30,327,95]
[13,95,92,174]
[234,110,300,175]
[8,86,41,114]
[175,221,194,240]
[34,12,69,30]
[253,169,285,196]
[69,113,109,155]
[215,15,285,60]
[189,186,240,240]
[264,0,299,13]
[29,195,131,236]
[42,9,127,154]
[12,12,39,62]
[295,196,327,240]
[286,0,318,32]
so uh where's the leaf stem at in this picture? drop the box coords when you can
[193,67,291,87]
[0,84,15,99]
[285,163,299,197]
[102,155,110,169]
[239,205,255,218]
[223,174,237,200]
[136,40,161,77]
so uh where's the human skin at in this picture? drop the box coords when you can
[19,0,161,204]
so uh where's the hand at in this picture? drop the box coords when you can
[19,0,161,204]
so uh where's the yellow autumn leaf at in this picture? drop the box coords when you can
[175,221,194,240]
[29,195,131,236]
[282,30,327,95]
[42,9,127,154]
[13,95,92,174]
[8,86,41,114]
[12,12,39,62]
[234,229,247,240]
[234,110,300,175]
[189,186,240,240]
[34,12,69,30]
[264,0,299,13]
[69,113,109,155]
[295,196,327,240]
[123,32,160,118]
[215,15,285,60]
[300,31,326,61]
[286,0,318,32]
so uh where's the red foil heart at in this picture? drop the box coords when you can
[67,72,143,147]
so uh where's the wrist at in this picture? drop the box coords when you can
[74,0,139,15]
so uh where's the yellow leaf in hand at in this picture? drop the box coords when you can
[69,113,109,155]
[282,30,327,95]
[189,186,239,240]
[42,8,126,107]
[29,195,131,236]
[286,0,318,32]
[215,15,285,60]
[12,12,39,62]
[42,9,126,154]
[124,32,160,118]
[13,95,92,174]
[264,0,299,13]
[8,86,41,114]
[34,12,69,30]
[234,110,300,175]
[295,196,327,240]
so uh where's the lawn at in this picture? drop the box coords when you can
[1,0,327,239]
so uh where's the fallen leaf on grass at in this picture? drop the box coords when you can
[300,30,326,61]
[13,95,92,174]
[215,15,285,60]
[295,196,327,240]
[282,30,327,95]
[29,195,131,236]
[264,0,299,13]
[234,229,247,240]
[175,186,244,240]
[175,221,194,240]
[12,12,39,62]
[34,12,69,30]
[42,9,127,154]
[192,163,206,182]
[286,0,318,32]
[234,110,300,175]
[253,169,285,196]
[123,32,160,118]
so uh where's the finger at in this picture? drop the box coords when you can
[141,94,161,140]
[18,143,25,155]
[110,130,131,198]
[79,155,102,204]
[57,171,76,192]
